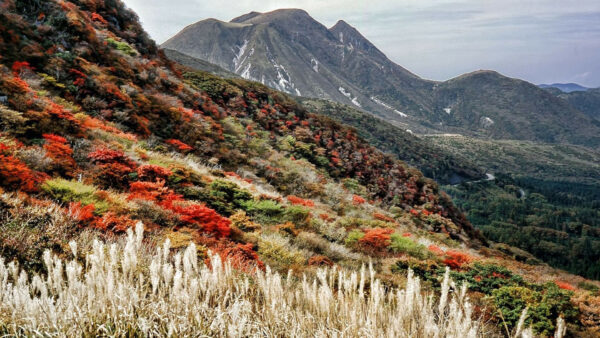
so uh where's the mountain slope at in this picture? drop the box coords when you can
[544,87,600,121]
[161,49,485,184]
[163,9,600,147]
[539,83,589,93]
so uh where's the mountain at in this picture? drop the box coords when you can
[1,1,599,335]
[539,83,589,93]
[544,87,600,121]
[163,9,600,148]
[163,48,240,79]
[161,49,485,184]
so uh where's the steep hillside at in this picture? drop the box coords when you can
[1,1,599,336]
[545,87,600,121]
[163,9,600,147]
[299,98,485,184]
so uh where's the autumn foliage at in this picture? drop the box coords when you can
[443,250,473,270]
[359,228,393,253]
[286,195,314,207]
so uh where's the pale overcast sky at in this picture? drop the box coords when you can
[122,0,600,87]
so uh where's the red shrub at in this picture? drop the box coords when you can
[555,281,576,291]
[359,228,393,253]
[128,180,172,202]
[90,12,108,24]
[287,195,314,207]
[443,250,473,270]
[0,154,47,192]
[165,139,192,152]
[88,148,136,168]
[68,202,95,222]
[428,244,445,256]
[136,164,172,182]
[171,203,231,238]
[93,162,135,188]
[352,195,366,205]
[93,212,137,233]
[223,171,241,179]
[43,134,76,175]
[308,255,334,267]
[319,213,333,222]
[12,61,33,75]
[210,242,265,272]
[373,212,395,223]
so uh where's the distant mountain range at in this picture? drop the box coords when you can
[162,9,600,148]
[538,83,590,93]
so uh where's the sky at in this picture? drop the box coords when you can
[122,0,600,87]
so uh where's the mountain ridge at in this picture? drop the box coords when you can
[163,9,600,148]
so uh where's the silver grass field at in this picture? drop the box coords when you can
[0,223,564,337]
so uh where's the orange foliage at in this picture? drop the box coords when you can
[90,12,107,25]
[359,228,393,253]
[136,165,172,182]
[93,212,137,233]
[0,154,47,192]
[308,255,334,267]
[171,203,231,238]
[428,244,445,256]
[352,195,366,205]
[209,242,265,272]
[443,250,473,270]
[165,139,192,152]
[287,195,314,207]
[68,202,95,222]
[373,212,395,223]
[555,281,576,291]
[43,133,76,175]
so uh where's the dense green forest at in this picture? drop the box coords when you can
[445,174,600,279]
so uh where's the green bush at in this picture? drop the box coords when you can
[492,283,578,336]
[389,234,431,259]
[42,178,109,214]
[344,230,364,247]
[241,199,284,224]
[106,38,137,56]
[283,205,310,225]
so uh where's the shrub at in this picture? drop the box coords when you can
[358,228,393,253]
[443,250,473,270]
[258,233,306,268]
[373,213,395,223]
[492,283,578,336]
[204,179,253,216]
[0,154,47,192]
[171,203,231,238]
[344,229,365,247]
[68,202,95,222]
[555,281,575,291]
[93,212,137,233]
[286,195,314,207]
[42,178,109,214]
[352,195,366,205]
[106,38,137,56]
[389,234,431,259]
[43,134,76,176]
[241,199,284,224]
[308,255,334,267]
[283,205,311,225]
[428,244,445,256]
[165,139,193,152]
[210,242,265,272]
[229,211,261,232]
[136,164,172,182]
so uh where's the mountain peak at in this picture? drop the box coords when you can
[230,9,312,24]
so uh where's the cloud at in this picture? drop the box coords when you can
[122,0,600,87]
